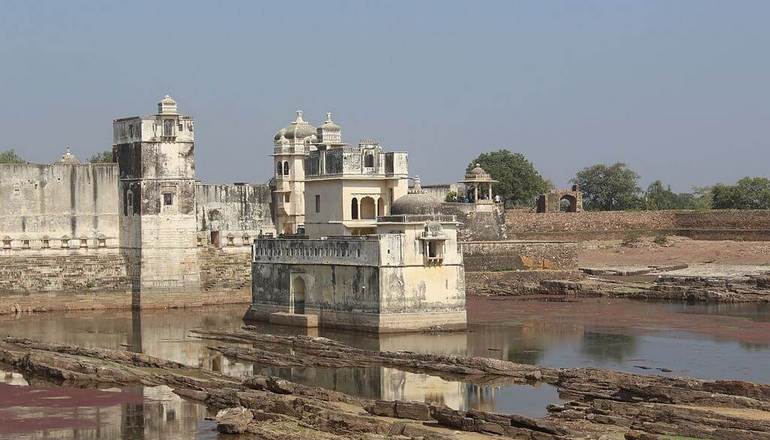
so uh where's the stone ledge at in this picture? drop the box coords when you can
[268,312,319,328]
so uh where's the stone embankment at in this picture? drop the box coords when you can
[3,332,770,439]
[468,264,770,302]
[535,272,770,302]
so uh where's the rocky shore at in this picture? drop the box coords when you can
[3,333,770,439]
[471,264,770,302]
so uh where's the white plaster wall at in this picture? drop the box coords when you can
[0,163,120,244]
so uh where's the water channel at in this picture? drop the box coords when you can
[1,296,770,439]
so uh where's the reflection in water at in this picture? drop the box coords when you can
[260,366,560,418]
[0,371,214,440]
[1,298,770,438]
[580,331,639,363]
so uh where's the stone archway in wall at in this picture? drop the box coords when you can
[292,276,306,314]
[360,197,376,219]
[560,195,578,212]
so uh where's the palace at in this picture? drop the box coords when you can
[247,112,467,332]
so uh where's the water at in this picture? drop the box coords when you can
[0,371,216,440]
[1,297,770,438]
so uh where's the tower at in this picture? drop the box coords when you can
[113,96,200,300]
[272,110,316,235]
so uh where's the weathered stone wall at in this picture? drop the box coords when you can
[461,241,579,272]
[0,163,120,247]
[196,183,275,246]
[0,249,130,295]
[465,270,583,295]
[440,203,505,241]
[504,209,770,240]
[198,246,252,293]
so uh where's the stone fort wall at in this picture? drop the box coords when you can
[0,163,120,248]
[0,246,252,314]
[505,209,770,241]
[461,241,579,272]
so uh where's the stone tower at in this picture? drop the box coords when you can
[272,111,316,235]
[113,96,200,300]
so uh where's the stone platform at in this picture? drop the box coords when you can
[268,312,319,328]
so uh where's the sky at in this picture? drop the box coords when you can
[0,1,768,192]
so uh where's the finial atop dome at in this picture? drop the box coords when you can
[411,176,424,193]
[294,110,305,124]
[325,112,333,123]
[58,147,80,164]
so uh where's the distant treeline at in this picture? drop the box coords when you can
[467,150,770,211]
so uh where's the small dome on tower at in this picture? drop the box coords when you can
[275,110,316,142]
[321,112,341,131]
[158,95,178,115]
[57,147,80,164]
[390,177,442,215]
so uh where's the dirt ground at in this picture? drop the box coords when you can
[579,235,770,267]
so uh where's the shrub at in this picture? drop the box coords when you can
[621,232,642,247]
[653,234,669,246]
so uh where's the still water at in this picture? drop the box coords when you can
[1,297,769,439]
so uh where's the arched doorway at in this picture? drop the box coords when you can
[560,195,577,212]
[292,277,306,314]
[360,197,376,219]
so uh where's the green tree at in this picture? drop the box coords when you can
[444,191,458,202]
[644,180,678,210]
[644,180,701,210]
[0,149,25,164]
[467,149,550,207]
[88,150,114,163]
[572,162,642,211]
[712,177,770,209]
[689,187,713,210]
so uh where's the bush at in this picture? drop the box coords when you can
[621,232,642,247]
[445,191,458,202]
[653,234,669,246]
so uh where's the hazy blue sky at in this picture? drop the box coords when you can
[1,1,768,191]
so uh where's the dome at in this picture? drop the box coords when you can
[390,177,442,215]
[57,147,80,164]
[158,95,178,115]
[462,163,496,182]
[275,110,316,141]
[320,112,341,131]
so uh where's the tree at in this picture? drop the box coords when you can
[467,150,550,207]
[444,191,458,202]
[644,180,700,210]
[572,162,642,211]
[712,177,770,209]
[88,150,114,163]
[0,149,25,164]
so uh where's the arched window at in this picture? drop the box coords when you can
[365,152,374,168]
[283,161,289,175]
[360,197,376,219]
[276,162,282,176]
[351,198,359,220]
[377,197,384,216]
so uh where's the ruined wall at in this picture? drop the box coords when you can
[198,246,252,293]
[0,163,120,247]
[440,203,505,241]
[0,249,130,295]
[461,241,579,272]
[419,184,460,202]
[196,183,275,245]
[504,209,770,241]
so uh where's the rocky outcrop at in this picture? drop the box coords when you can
[4,335,770,439]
